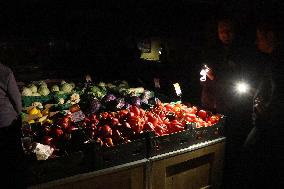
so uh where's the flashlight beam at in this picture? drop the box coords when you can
[236,82,249,94]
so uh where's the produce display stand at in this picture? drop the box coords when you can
[21,79,226,189]
[28,137,225,189]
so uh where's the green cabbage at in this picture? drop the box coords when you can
[69,82,75,89]
[98,82,106,87]
[38,86,50,96]
[28,84,37,93]
[60,83,73,93]
[90,86,106,100]
[38,81,47,87]
[22,87,33,96]
[51,85,60,92]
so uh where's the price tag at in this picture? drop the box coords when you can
[154,78,161,88]
[173,83,182,96]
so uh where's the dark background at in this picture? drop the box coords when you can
[0,1,283,93]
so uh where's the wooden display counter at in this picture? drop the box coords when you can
[28,138,225,189]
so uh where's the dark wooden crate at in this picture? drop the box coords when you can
[26,150,93,186]
[147,118,225,157]
[93,138,147,170]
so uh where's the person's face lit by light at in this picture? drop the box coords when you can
[218,20,234,46]
[256,30,274,54]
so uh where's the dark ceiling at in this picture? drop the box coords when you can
[1,0,283,82]
[1,1,282,39]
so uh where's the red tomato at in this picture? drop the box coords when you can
[198,110,207,119]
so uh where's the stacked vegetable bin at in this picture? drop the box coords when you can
[19,79,225,186]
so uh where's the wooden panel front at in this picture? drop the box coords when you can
[71,166,144,189]
[150,141,225,189]
[165,163,210,189]
[29,165,145,189]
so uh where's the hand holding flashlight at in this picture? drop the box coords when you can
[200,65,214,82]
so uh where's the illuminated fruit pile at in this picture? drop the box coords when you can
[21,80,222,158]
[23,100,221,157]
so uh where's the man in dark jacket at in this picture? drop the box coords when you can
[0,63,26,188]
[242,21,284,189]
[200,18,254,188]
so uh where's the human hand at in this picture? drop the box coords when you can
[200,65,214,82]
[206,68,214,80]
[253,96,265,115]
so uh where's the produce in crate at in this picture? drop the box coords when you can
[21,79,223,161]
[50,85,60,92]
[21,80,77,98]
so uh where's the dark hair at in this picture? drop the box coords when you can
[256,21,279,44]
[256,22,275,33]
[216,17,236,32]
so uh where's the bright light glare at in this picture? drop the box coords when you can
[236,82,249,94]
[200,64,210,81]
[200,69,207,81]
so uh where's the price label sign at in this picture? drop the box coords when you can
[173,83,182,96]
[154,78,161,88]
